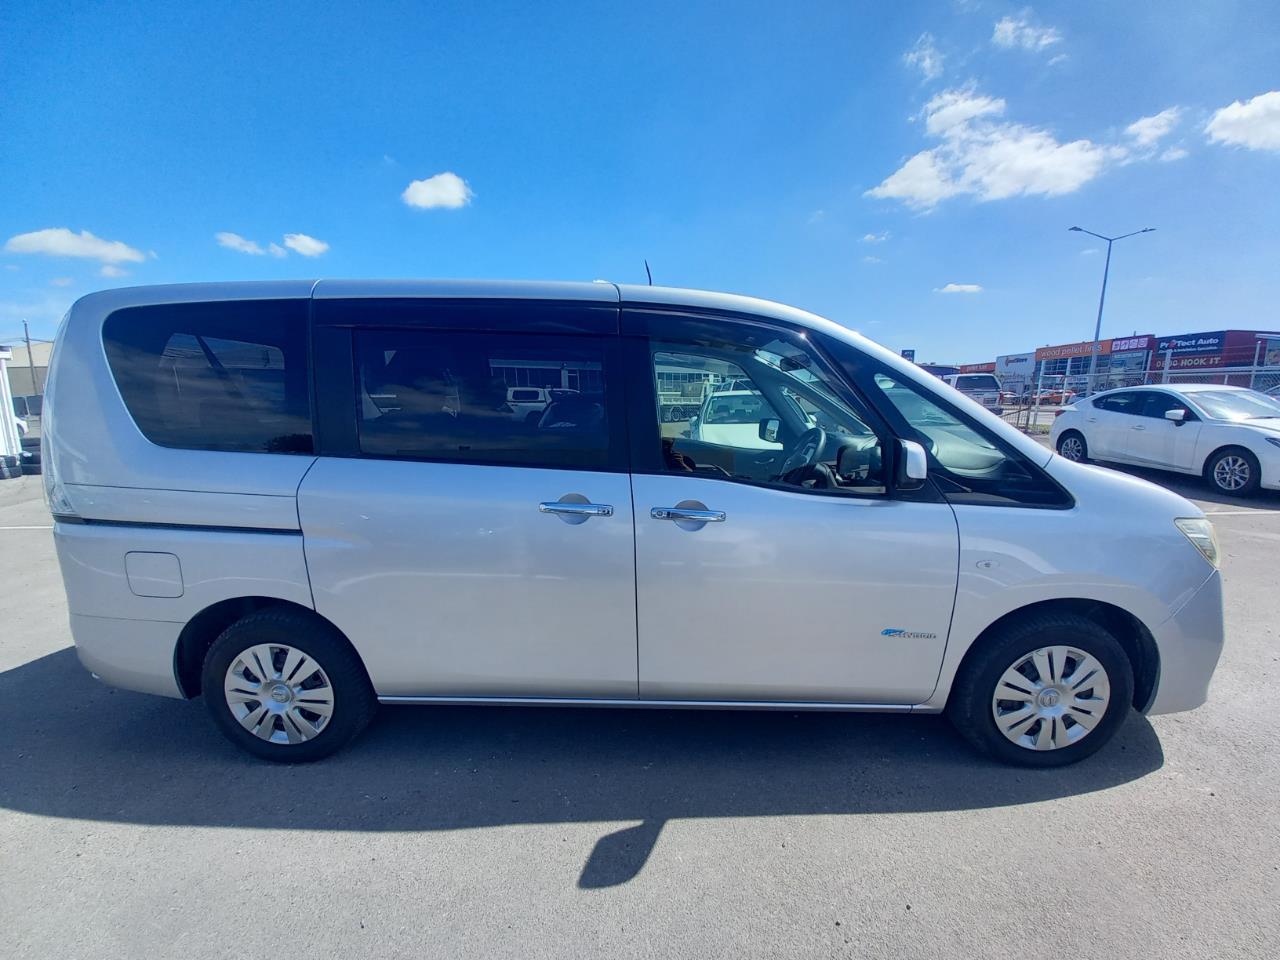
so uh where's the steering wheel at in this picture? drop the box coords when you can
[777,426,827,478]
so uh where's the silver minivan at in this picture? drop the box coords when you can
[44,281,1225,766]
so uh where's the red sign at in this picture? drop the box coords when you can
[958,362,996,373]
[1035,340,1112,361]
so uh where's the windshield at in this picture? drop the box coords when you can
[955,375,999,392]
[1191,389,1280,420]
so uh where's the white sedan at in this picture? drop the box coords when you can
[1051,384,1280,496]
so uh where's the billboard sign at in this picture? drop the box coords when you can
[958,362,996,373]
[1035,339,1113,361]
[900,349,915,362]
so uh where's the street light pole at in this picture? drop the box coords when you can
[1068,225,1155,393]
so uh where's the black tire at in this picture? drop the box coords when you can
[1055,430,1088,463]
[201,608,377,763]
[1204,446,1261,497]
[947,612,1134,767]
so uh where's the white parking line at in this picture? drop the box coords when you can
[1203,509,1280,517]
[0,524,53,530]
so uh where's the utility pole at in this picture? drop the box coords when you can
[23,319,40,399]
[1068,226,1155,394]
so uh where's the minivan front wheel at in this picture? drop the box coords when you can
[947,612,1133,767]
[201,609,377,762]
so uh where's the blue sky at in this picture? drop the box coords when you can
[2,0,1278,363]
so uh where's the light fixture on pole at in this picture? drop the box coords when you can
[1068,225,1155,392]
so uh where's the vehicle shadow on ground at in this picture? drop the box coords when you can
[0,648,1165,888]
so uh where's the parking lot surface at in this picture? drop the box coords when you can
[2,469,1278,959]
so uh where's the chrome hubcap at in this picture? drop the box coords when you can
[224,644,335,745]
[1213,455,1250,491]
[1059,437,1084,461]
[991,646,1111,751]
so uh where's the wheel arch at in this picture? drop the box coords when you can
[173,597,359,699]
[1199,442,1258,477]
[950,597,1159,712]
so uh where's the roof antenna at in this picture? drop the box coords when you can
[644,259,653,285]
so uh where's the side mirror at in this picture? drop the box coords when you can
[1165,408,1188,424]
[759,417,781,444]
[896,439,928,490]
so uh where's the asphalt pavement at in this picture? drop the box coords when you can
[2,469,1278,959]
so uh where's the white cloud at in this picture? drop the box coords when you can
[1079,248,1099,256]
[402,171,474,209]
[268,243,288,258]
[283,233,329,257]
[1160,146,1189,162]
[903,33,943,81]
[216,231,266,255]
[100,265,128,278]
[861,231,889,243]
[863,255,885,264]
[1126,107,1181,147]
[50,277,74,287]
[1205,90,1280,152]
[4,227,145,264]
[936,283,983,294]
[867,87,1114,209]
[992,13,1062,51]
[807,209,826,224]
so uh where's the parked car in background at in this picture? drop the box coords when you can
[506,386,577,423]
[690,388,783,450]
[942,373,1004,416]
[45,280,1224,768]
[1037,388,1078,405]
[1052,383,1280,496]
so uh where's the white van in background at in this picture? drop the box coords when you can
[44,280,1224,767]
[943,373,1005,416]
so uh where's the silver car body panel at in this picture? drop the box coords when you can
[297,458,638,698]
[44,280,1224,721]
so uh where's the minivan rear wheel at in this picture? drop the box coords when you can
[947,612,1133,767]
[201,609,377,762]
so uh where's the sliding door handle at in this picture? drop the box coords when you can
[651,506,726,523]
[539,501,613,518]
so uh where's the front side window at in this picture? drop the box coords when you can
[354,329,615,469]
[103,300,312,454]
[869,372,1069,507]
[649,333,885,496]
[1139,392,1194,420]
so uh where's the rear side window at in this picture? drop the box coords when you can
[1093,392,1142,414]
[354,329,617,470]
[103,300,312,454]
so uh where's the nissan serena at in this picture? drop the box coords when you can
[44,281,1225,766]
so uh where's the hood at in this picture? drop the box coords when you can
[1043,454,1203,521]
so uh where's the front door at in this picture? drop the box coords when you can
[300,316,638,699]
[625,312,959,704]
[1125,390,1203,469]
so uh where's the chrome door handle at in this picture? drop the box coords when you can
[1132,425,1146,431]
[651,506,726,522]
[539,502,613,518]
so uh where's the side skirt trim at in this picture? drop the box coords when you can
[378,695,927,713]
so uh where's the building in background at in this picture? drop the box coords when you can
[2,338,51,412]
[995,352,1036,395]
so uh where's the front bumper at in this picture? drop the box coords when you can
[1145,570,1224,715]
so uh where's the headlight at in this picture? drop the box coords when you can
[1175,517,1219,568]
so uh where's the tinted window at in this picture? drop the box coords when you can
[355,330,614,469]
[102,300,312,453]
[1093,391,1143,414]
[1138,392,1191,419]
